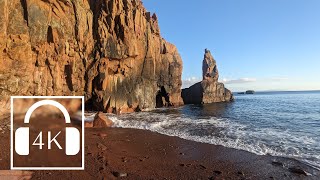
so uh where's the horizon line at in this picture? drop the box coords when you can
[233,89,320,93]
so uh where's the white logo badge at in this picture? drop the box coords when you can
[11,96,84,170]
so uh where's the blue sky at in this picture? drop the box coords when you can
[143,0,320,91]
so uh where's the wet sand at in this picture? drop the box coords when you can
[0,117,319,179]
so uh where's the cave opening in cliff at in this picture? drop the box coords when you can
[47,26,54,43]
[156,86,170,108]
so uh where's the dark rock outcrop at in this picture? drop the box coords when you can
[0,0,183,116]
[246,90,255,94]
[182,49,233,104]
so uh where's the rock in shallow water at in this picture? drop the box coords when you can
[182,49,233,104]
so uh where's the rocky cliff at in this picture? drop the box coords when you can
[0,0,183,116]
[181,49,233,104]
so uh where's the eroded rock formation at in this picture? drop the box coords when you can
[0,0,183,116]
[181,49,233,104]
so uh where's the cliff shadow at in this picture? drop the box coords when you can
[181,82,203,104]
[64,65,74,92]
[47,26,54,43]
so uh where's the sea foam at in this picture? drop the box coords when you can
[85,110,320,169]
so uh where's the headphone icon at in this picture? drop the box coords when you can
[15,100,80,156]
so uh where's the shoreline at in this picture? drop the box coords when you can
[1,117,319,179]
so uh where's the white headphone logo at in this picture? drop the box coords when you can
[15,100,80,156]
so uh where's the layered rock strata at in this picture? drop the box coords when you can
[0,0,183,116]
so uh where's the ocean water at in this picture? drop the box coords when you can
[86,91,320,169]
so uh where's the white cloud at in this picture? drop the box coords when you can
[182,77,258,88]
[221,78,257,84]
[182,77,201,89]
[182,76,290,90]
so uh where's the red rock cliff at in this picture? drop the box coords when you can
[0,0,183,115]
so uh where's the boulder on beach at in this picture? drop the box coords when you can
[93,112,114,128]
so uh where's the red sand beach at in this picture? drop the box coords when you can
[0,117,319,179]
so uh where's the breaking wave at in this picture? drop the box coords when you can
[85,92,320,169]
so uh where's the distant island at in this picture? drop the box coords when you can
[246,90,255,94]
[238,90,255,95]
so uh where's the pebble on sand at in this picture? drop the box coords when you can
[112,171,128,177]
[97,143,108,151]
[288,167,308,176]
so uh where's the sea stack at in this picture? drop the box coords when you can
[181,49,233,104]
[0,0,183,115]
